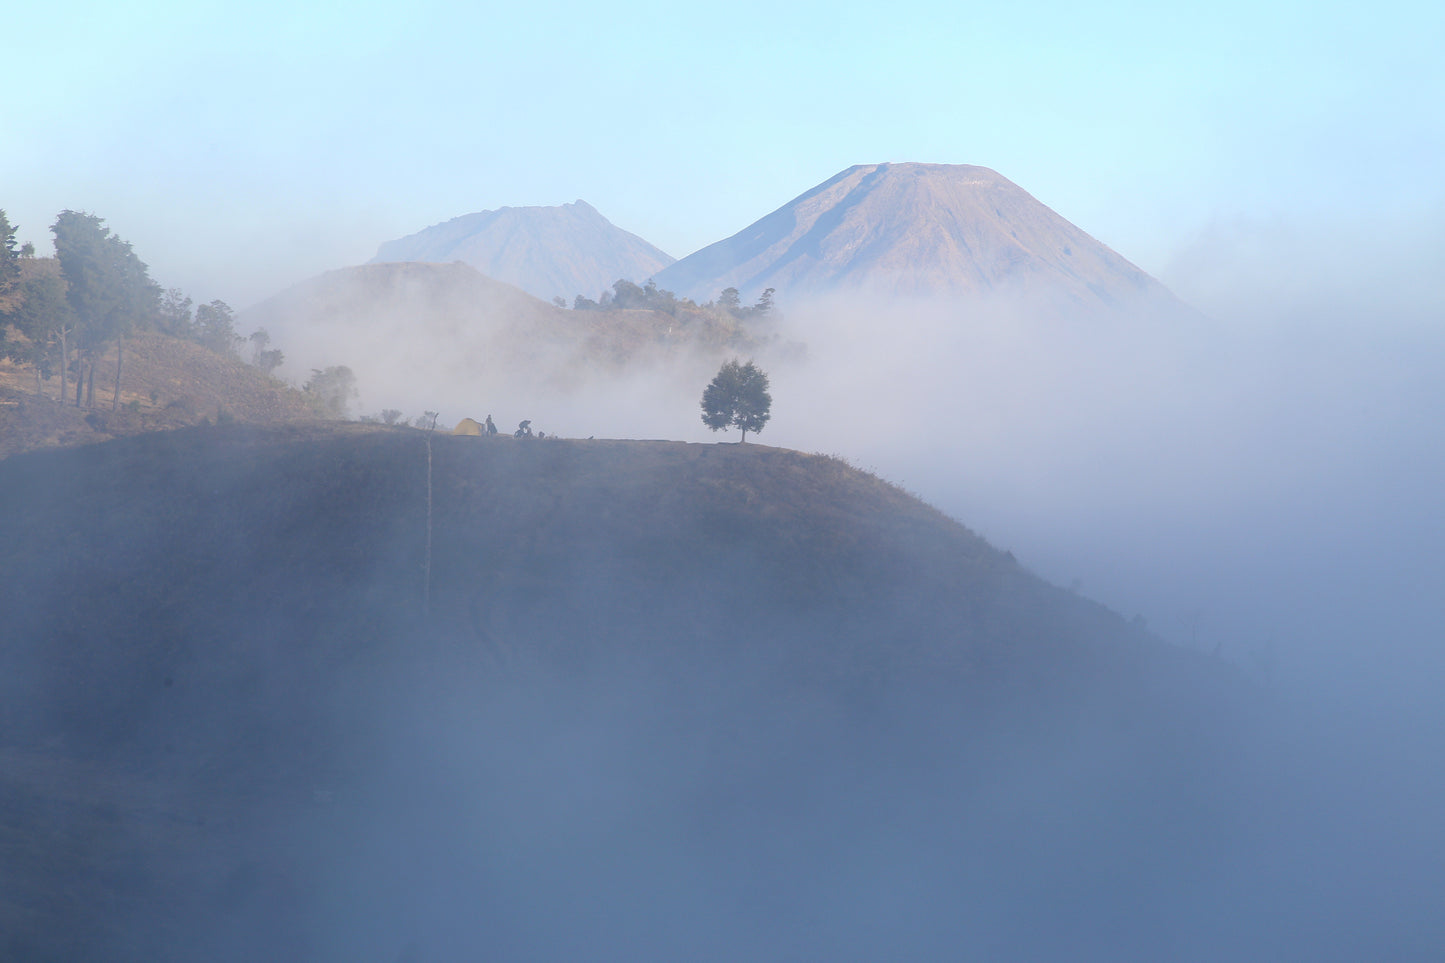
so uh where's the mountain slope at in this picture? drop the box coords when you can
[656,162,1182,311]
[372,200,675,302]
[0,425,1245,960]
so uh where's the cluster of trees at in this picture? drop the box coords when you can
[570,278,685,313]
[1,209,159,407]
[567,278,776,322]
[0,208,286,408]
[714,286,774,320]
[154,289,268,364]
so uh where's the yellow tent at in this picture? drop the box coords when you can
[452,417,484,436]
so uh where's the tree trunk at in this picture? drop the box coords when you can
[75,360,84,406]
[112,336,124,410]
[86,360,96,407]
[741,429,748,443]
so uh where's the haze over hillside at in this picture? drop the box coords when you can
[656,162,1184,311]
[245,161,1200,430]
[238,261,759,426]
[4,425,1439,960]
[371,200,675,303]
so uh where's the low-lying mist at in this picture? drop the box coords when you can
[189,241,1445,960]
[774,290,1443,701]
[269,247,1443,711]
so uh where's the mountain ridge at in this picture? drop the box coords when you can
[371,200,675,303]
[656,162,1185,312]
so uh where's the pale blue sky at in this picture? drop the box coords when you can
[5,0,1442,307]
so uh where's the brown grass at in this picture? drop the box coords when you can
[0,329,319,459]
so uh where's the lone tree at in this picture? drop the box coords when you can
[701,358,772,442]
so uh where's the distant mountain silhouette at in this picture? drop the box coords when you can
[656,163,1183,311]
[371,201,674,303]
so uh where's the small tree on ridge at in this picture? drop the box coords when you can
[701,359,771,442]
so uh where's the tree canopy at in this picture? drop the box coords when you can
[248,328,285,374]
[0,209,20,295]
[52,210,160,351]
[1,270,72,382]
[701,359,772,442]
[304,365,358,419]
[194,299,241,356]
[49,211,161,406]
[1,206,303,410]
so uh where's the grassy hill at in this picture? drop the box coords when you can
[0,328,318,458]
[0,426,1248,961]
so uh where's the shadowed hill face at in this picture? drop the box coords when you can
[371,200,676,303]
[0,426,1191,750]
[656,162,1182,311]
[0,426,1348,962]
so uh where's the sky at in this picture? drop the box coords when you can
[6,0,1442,310]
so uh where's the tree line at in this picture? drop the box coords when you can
[567,278,776,322]
[0,208,288,409]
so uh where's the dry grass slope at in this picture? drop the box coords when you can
[0,330,318,458]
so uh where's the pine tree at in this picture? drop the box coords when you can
[51,211,160,407]
[0,210,20,295]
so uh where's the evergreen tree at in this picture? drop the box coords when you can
[3,272,72,395]
[51,211,160,407]
[247,328,285,375]
[193,300,241,356]
[0,210,20,295]
[754,287,775,317]
[156,288,194,337]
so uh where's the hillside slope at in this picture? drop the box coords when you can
[0,427,1247,961]
[656,162,1185,312]
[372,200,675,302]
[0,329,317,458]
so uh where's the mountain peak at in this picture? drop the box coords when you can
[655,162,1177,311]
[371,201,674,303]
